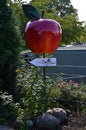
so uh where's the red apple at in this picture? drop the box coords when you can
[24,19,62,54]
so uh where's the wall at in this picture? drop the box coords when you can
[46,48,86,83]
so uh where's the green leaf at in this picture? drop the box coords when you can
[22,4,40,20]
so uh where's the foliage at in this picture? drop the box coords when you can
[0,91,24,127]
[9,0,86,45]
[1,53,86,129]
[0,0,86,129]
[0,0,21,95]
[9,0,29,49]
[30,0,85,45]
[50,79,86,113]
[15,55,86,123]
[79,22,86,43]
[30,0,77,17]
[8,0,86,46]
[57,15,84,44]
[15,55,57,117]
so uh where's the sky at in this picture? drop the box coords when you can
[71,0,86,22]
[25,0,86,22]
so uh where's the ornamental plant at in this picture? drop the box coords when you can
[0,0,20,95]
[52,79,86,112]
[15,55,86,129]
[15,53,62,114]
[0,91,24,127]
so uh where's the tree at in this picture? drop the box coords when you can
[30,0,77,17]
[58,15,84,44]
[79,22,86,43]
[9,0,28,49]
[0,0,20,95]
[9,0,85,46]
[30,0,84,45]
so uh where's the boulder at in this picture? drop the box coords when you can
[26,120,33,128]
[36,112,60,128]
[47,108,69,122]
[0,125,13,130]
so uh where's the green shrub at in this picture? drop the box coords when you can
[15,54,86,129]
[51,80,86,113]
[0,91,24,127]
[15,55,61,117]
[0,0,20,95]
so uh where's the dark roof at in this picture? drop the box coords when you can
[57,44,86,51]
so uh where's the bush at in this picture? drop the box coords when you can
[0,91,24,127]
[0,0,20,96]
[50,79,86,113]
[16,55,86,115]
[16,56,52,117]
[11,53,86,129]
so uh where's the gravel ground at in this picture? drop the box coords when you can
[62,113,86,130]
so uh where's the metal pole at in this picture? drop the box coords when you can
[41,11,47,112]
[43,54,47,112]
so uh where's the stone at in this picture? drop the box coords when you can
[0,125,13,130]
[26,120,33,128]
[47,108,67,122]
[36,112,60,128]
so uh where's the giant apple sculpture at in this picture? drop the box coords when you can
[22,5,62,54]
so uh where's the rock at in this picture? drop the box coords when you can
[26,120,33,128]
[65,109,71,117]
[36,112,60,128]
[47,108,68,122]
[0,125,13,130]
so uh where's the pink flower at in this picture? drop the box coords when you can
[74,83,78,87]
[56,83,62,88]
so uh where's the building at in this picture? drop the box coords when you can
[46,44,86,84]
